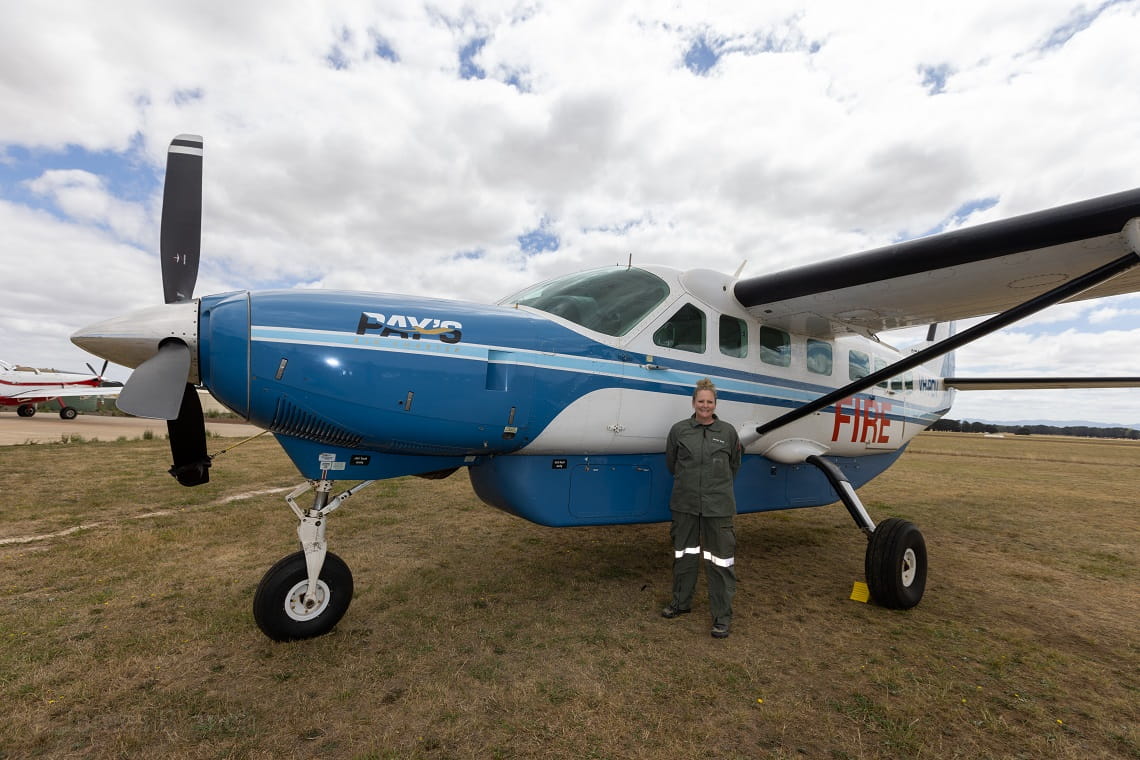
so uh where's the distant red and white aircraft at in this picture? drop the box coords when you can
[0,359,120,419]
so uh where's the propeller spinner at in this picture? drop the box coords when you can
[71,134,212,486]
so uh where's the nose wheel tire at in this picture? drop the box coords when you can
[253,551,353,641]
[865,517,927,609]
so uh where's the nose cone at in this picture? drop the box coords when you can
[71,301,200,382]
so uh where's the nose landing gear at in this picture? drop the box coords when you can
[252,477,377,641]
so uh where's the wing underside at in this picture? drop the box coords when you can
[735,188,1140,337]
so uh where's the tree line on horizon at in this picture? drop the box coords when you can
[930,418,1140,439]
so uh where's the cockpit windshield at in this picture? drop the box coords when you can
[500,267,671,337]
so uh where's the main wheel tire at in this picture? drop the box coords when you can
[865,517,927,609]
[59,407,78,420]
[253,551,353,641]
[17,404,35,417]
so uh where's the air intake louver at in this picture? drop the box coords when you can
[271,398,362,448]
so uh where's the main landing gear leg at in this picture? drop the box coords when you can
[252,476,376,641]
[806,455,927,610]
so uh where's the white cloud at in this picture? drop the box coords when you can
[25,170,151,244]
[3,1,1140,421]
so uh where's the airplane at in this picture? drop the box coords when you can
[71,134,1140,641]
[0,358,120,419]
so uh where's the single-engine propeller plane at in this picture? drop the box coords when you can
[0,359,118,419]
[72,135,1140,641]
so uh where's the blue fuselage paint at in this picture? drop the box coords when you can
[195,284,937,527]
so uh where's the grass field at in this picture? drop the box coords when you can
[1,432,1136,759]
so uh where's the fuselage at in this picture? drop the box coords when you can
[74,265,955,526]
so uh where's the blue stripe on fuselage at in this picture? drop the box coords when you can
[241,288,943,440]
[250,322,942,431]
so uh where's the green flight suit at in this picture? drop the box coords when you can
[665,415,742,625]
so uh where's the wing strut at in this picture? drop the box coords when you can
[754,248,1140,437]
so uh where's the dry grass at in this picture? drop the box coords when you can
[0,432,1136,759]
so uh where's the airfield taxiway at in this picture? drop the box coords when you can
[0,413,263,445]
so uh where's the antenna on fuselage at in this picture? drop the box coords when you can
[626,253,632,269]
[732,260,748,280]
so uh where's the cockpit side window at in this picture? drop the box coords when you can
[654,304,706,353]
[719,315,748,358]
[501,267,670,337]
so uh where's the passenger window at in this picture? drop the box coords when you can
[874,357,888,389]
[653,304,706,353]
[719,315,748,358]
[849,350,870,380]
[759,326,791,367]
[806,339,832,375]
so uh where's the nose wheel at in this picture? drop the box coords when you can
[253,550,353,641]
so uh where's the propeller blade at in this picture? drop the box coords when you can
[85,360,108,380]
[167,383,211,487]
[161,134,203,304]
[115,342,191,419]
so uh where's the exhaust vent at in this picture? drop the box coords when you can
[271,398,362,448]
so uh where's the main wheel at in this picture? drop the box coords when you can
[865,518,927,609]
[17,404,35,417]
[59,407,78,420]
[253,551,353,641]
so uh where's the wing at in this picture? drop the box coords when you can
[734,188,1140,337]
[6,386,122,399]
[944,377,1140,390]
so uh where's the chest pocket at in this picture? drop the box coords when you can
[705,434,733,466]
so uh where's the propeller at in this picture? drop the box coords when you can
[167,382,211,487]
[161,135,203,304]
[86,359,109,381]
[117,134,211,485]
[116,342,192,419]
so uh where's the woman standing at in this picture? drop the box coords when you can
[661,378,742,638]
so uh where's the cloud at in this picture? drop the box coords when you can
[2,0,1140,420]
[25,170,150,243]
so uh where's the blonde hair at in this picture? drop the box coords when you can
[692,377,717,400]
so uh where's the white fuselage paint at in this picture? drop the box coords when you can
[516,267,953,461]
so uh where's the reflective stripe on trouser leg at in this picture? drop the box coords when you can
[670,511,701,610]
[701,516,736,625]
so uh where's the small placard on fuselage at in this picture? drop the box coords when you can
[552,458,568,469]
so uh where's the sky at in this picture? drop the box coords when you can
[3,0,1140,425]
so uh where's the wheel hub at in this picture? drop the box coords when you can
[900,548,917,587]
[284,579,330,621]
